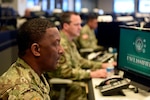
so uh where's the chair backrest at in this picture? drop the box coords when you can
[97,15,113,22]
[116,16,134,22]
[81,8,89,14]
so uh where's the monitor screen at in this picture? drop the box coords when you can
[118,26,150,91]
[138,0,150,13]
[97,22,121,50]
[113,0,135,14]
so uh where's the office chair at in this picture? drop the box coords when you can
[49,78,73,100]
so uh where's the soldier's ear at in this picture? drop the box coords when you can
[64,23,69,29]
[31,43,40,56]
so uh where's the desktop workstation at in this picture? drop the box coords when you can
[0,0,150,99]
[88,26,150,100]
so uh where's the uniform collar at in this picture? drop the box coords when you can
[16,58,50,94]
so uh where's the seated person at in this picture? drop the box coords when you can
[0,18,64,99]
[24,8,31,18]
[75,13,104,52]
[46,11,117,100]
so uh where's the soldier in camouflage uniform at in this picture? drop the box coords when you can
[75,13,104,51]
[0,18,64,100]
[47,11,117,100]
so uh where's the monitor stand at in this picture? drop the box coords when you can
[130,81,150,92]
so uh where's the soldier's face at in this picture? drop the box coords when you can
[67,14,82,38]
[89,19,98,29]
[38,27,64,71]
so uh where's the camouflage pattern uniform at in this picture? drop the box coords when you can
[0,58,50,100]
[77,24,104,50]
[47,31,103,100]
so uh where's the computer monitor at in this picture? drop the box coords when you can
[113,0,135,14]
[96,22,122,50]
[138,0,150,13]
[118,26,150,92]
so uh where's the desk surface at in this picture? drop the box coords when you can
[88,78,150,100]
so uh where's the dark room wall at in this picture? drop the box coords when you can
[97,0,113,13]
[81,0,98,12]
